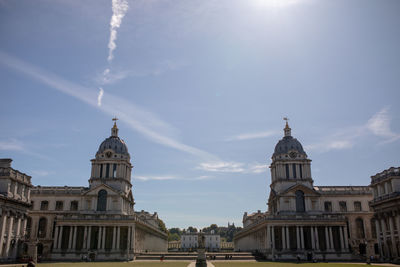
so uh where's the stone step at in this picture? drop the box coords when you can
[136,254,256,261]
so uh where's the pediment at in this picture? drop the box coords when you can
[280,183,320,196]
[82,184,121,196]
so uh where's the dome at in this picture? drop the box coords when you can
[273,136,306,157]
[96,118,130,156]
[97,136,129,156]
[273,120,307,157]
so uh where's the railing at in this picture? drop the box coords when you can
[370,191,400,204]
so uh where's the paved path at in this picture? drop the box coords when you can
[187,262,215,267]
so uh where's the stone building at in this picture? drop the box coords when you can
[234,121,377,261]
[27,119,167,261]
[0,159,32,262]
[181,232,220,251]
[370,166,400,262]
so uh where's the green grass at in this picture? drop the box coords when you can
[213,263,382,267]
[38,262,190,267]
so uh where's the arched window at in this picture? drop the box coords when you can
[97,189,107,211]
[356,218,365,238]
[37,217,47,238]
[295,190,305,212]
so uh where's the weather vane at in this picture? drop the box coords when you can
[112,117,118,122]
[283,117,289,122]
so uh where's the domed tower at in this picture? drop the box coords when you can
[89,118,133,197]
[269,119,313,194]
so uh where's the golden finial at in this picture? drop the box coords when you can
[283,117,289,128]
[112,117,118,128]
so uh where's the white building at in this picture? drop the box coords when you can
[181,232,220,251]
[234,121,376,261]
[27,119,168,261]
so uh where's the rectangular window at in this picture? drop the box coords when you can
[70,201,79,211]
[100,164,103,178]
[354,201,362,211]
[285,164,290,179]
[339,201,347,212]
[40,201,49,210]
[106,163,110,178]
[113,164,117,178]
[55,201,64,211]
[324,201,332,212]
[292,164,297,178]
[299,165,303,178]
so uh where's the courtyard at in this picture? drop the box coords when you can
[36,261,390,267]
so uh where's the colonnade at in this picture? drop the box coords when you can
[0,211,28,260]
[53,224,135,253]
[266,225,349,252]
[375,213,400,259]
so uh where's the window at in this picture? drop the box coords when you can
[97,189,107,211]
[355,218,365,238]
[339,201,347,212]
[55,201,64,211]
[371,218,377,238]
[106,163,110,178]
[40,201,49,211]
[100,164,103,178]
[37,217,47,238]
[113,164,117,178]
[324,201,332,212]
[292,164,297,178]
[70,201,79,211]
[299,165,303,178]
[354,201,362,211]
[295,190,305,212]
[285,164,290,179]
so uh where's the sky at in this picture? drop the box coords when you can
[0,0,399,229]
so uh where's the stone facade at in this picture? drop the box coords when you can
[27,120,167,261]
[234,122,377,261]
[0,159,32,263]
[181,232,220,251]
[370,166,400,262]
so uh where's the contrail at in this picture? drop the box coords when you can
[108,0,129,62]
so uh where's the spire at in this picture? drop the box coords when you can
[283,117,291,137]
[111,117,119,137]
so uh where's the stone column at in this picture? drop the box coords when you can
[343,225,349,250]
[97,227,102,249]
[112,226,117,249]
[296,226,300,249]
[325,227,330,250]
[381,218,390,258]
[72,226,77,250]
[300,226,305,249]
[87,226,92,250]
[282,226,286,250]
[339,227,344,251]
[83,226,88,249]
[315,227,320,250]
[131,224,135,251]
[127,226,131,252]
[5,215,14,256]
[375,219,383,256]
[54,226,60,249]
[116,226,121,249]
[12,216,22,257]
[286,226,290,250]
[389,216,398,257]
[329,227,334,250]
[266,226,271,249]
[271,226,275,250]
[102,226,106,250]
[311,227,315,249]
[58,226,64,249]
[68,226,74,249]
[22,217,28,238]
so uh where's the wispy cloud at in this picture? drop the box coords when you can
[97,87,104,106]
[197,161,266,174]
[108,0,129,62]
[0,138,24,152]
[305,107,400,153]
[226,130,279,141]
[0,51,215,160]
[31,170,51,177]
[135,174,213,181]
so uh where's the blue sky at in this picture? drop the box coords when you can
[0,0,399,228]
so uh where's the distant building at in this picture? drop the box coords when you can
[234,121,377,261]
[181,231,220,251]
[370,166,400,262]
[0,158,32,263]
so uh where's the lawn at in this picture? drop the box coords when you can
[38,262,190,267]
[213,263,381,267]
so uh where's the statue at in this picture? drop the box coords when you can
[196,231,207,267]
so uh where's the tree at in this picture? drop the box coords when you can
[187,226,198,233]
[158,219,168,233]
[168,233,180,241]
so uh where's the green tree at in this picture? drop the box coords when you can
[158,219,168,233]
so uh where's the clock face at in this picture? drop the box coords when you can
[289,151,297,158]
